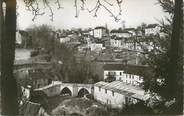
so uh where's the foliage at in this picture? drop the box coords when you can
[120,102,154,115]
[136,0,183,114]
[26,24,55,54]
[27,25,100,83]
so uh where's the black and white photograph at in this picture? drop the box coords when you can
[0,0,183,115]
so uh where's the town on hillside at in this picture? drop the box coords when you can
[14,23,167,115]
[1,0,182,115]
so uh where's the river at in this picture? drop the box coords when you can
[15,48,32,60]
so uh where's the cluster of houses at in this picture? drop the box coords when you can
[93,63,151,108]
[15,23,163,113]
[55,23,161,54]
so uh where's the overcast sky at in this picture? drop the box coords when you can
[17,0,167,30]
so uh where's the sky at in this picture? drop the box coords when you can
[17,0,167,30]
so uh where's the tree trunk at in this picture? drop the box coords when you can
[1,0,18,115]
[168,0,183,114]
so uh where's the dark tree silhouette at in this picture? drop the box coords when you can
[167,0,183,114]
[1,0,18,115]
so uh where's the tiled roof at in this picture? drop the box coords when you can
[110,29,130,34]
[95,81,149,101]
[94,26,106,29]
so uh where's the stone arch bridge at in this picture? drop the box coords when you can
[34,81,94,97]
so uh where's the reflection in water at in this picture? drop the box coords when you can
[15,49,32,60]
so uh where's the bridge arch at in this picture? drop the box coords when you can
[77,88,90,97]
[60,87,72,96]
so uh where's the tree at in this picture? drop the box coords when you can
[26,24,55,54]
[167,0,183,113]
[120,101,154,115]
[1,0,18,115]
[138,0,183,114]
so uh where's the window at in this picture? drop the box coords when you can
[112,91,114,96]
[99,87,101,91]
[120,72,122,75]
[105,89,107,94]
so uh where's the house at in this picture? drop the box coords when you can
[110,36,136,50]
[94,81,150,108]
[88,43,105,52]
[103,64,149,86]
[125,28,136,36]
[94,26,108,39]
[110,37,124,48]
[124,37,137,50]
[110,29,132,38]
[16,30,32,48]
[145,24,160,36]
[59,36,71,43]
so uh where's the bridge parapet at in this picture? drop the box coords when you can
[34,81,62,97]
[34,81,94,97]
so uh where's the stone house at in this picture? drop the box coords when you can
[145,24,160,36]
[103,64,149,86]
[94,81,149,108]
[93,26,108,39]
[110,29,132,38]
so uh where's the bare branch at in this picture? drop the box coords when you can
[55,0,63,9]
[23,0,123,22]
[86,0,122,22]
[103,0,113,6]
[43,0,54,21]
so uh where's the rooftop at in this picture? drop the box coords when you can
[145,24,159,29]
[124,28,136,31]
[103,64,150,77]
[95,81,149,101]
[110,29,131,34]
[94,26,106,30]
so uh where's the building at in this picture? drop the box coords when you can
[145,24,160,36]
[110,36,136,50]
[94,81,150,108]
[125,28,136,36]
[16,30,32,48]
[110,37,124,49]
[103,64,149,86]
[93,26,108,39]
[88,43,105,52]
[59,36,71,43]
[110,29,132,38]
